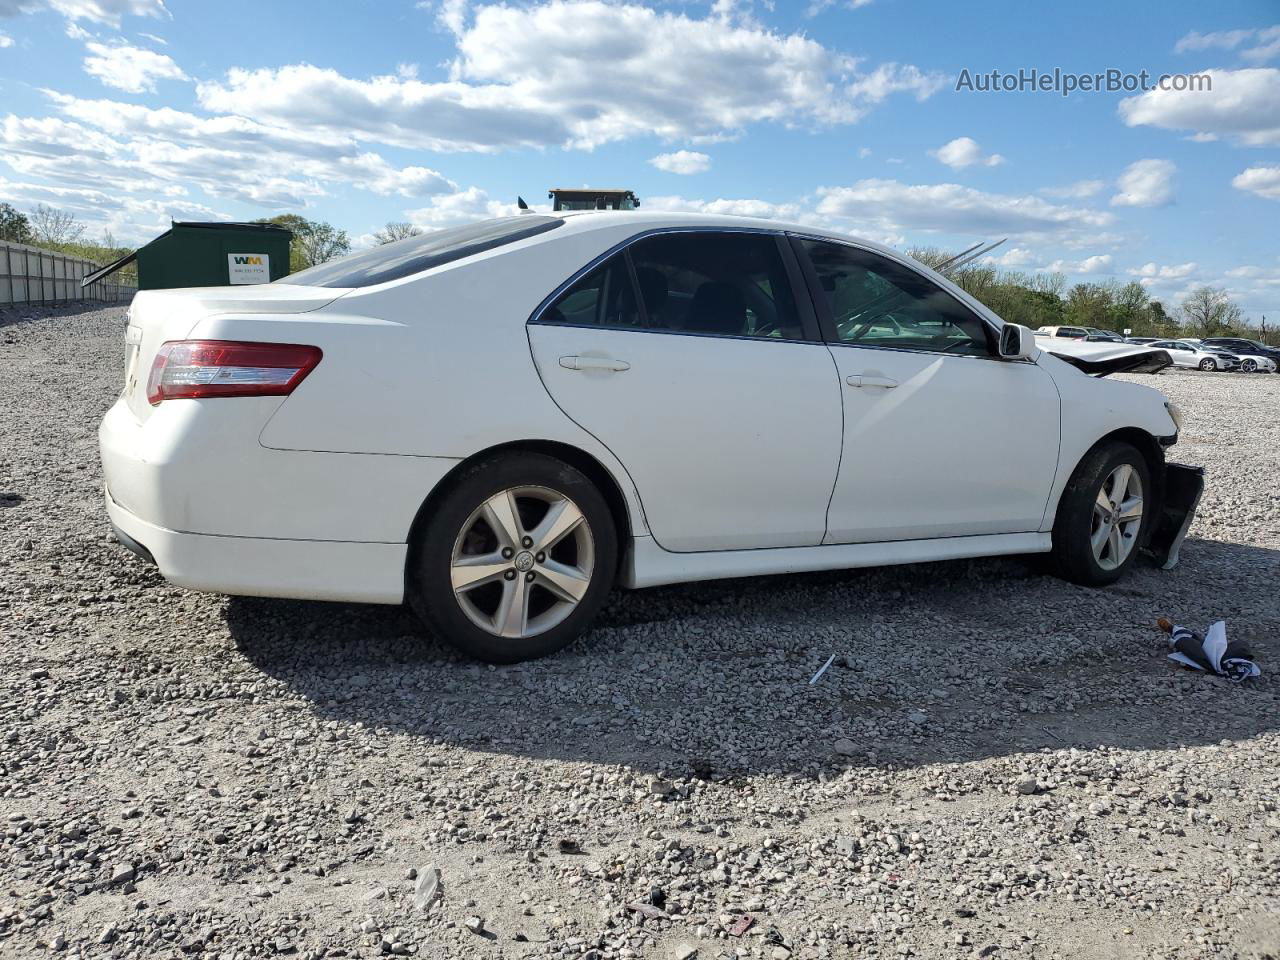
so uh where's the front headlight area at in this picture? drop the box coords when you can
[1165,400,1185,433]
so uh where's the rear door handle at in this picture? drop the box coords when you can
[560,356,631,372]
[846,374,898,388]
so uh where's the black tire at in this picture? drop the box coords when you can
[1241,359,1257,373]
[1198,358,1216,371]
[1050,441,1151,586]
[408,452,617,663]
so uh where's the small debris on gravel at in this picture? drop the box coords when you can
[1,303,1278,959]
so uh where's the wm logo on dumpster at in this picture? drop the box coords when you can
[233,256,264,265]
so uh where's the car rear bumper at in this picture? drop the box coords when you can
[106,486,407,604]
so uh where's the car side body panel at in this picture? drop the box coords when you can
[98,211,1184,611]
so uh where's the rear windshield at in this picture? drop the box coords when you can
[277,216,563,288]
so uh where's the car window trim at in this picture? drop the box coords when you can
[527,226,824,345]
[785,232,1002,360]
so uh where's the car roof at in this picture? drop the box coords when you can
[549,209,901,258]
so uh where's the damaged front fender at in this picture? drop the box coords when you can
[1047,347,1174,377]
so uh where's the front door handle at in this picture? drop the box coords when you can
[560,356,631,372]
[846,374,898,388]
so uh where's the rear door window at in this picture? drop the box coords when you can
[628,232,806,340]
[538,254,640,328]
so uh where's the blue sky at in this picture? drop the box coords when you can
[1,0,1277,320]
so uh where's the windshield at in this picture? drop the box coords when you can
[277,216,563,288]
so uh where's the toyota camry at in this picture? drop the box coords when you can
[100,211,1202,662]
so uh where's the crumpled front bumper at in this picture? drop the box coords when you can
[1143,463,1205,570]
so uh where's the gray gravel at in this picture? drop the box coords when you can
[2,303,1278,960]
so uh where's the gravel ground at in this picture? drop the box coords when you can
[2,303,1277,960]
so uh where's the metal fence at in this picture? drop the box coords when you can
[0,239,136,307]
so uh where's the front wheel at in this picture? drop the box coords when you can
[1198,358,1217,371]
[408,452,617,663]
[1241,358,1258,373]
[1051,441,1151,586]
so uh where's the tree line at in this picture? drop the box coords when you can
[1,200,1268,342]
[907,247,1268,343]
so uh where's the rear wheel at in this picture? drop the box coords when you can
[1051,441,1150,586]
[1198,358,1216,371]
[408,452,617,663]
[1241,358,1258,373]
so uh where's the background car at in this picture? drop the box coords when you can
[1035,324,1089,338]
[1147,339,1240,371]
[1200,336,1280,373]
[1085,327,1127,342]
[100,211,1190,662]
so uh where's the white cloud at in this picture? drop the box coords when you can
[197,1,944,152]
[1128,261,1197,285]
[649,150,711,175]
[1111,159,1176,207]
[3,94,458,214]
[0,173,218,244]
[929,136,1004,169]
[1175,24,1280,63]
[0,0,167,25]
[857,146,871,159]
[1225,261,1280,287]
[815,178,1113,239]
[1175,27,1255,53]
[990,246,1035,267]
[405,186,529,227]
[645,194,806,221]
[1047,254,1113,275]
[806,0,874,15]
[846,62,946,104]
[1040,179,1105,199]
[82,40,186,92]
[0,30,12,45]
[1118,68,1280,146]
[1232,163,1280,200]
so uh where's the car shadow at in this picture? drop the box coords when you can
[226,535,1278,778]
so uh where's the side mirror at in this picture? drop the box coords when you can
[998,323,1036,360]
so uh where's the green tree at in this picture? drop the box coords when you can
[1179,286,1242,338]
[255,214,350,271]
[1064,283,1113,327]
[1106,280,1149,332]
[28,203,86,247]
[0,202,34,244]
[373,221,422,245]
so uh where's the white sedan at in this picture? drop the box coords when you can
[1148,339,1240,371]
[100,212,1199,662]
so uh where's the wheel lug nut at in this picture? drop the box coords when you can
[522,536,533,548]
[504,570,516,581]
[535,552,546,564]
[501,547,514,559]
[525,571,535,582]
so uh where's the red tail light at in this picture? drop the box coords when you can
[147,340,322,405]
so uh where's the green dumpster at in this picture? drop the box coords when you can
[82,221,293,292]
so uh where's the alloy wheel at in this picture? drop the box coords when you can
[450,485,594,640]
[1199,358,1216,371]
[1242,359,1257,373]
[1090,464,1143,571]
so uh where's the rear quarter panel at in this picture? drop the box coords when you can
[196,224,651,535]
